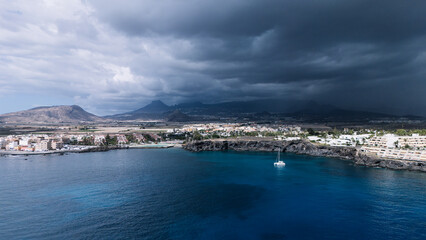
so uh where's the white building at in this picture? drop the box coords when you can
[51,141,64,150]
[366,134,426,149]
[19,137,31,146]
[7,141,18,150]
[327,138,353,147]
[94,135,106,145]
[361,146,426,161]
[308,136,322,142]
[339,134,371,145]
[0,139,6,149]
[35,140,52,151]
[397,134,426,149]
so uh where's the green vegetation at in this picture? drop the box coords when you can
[105,134,117,146]
[328,128,340,138]
[80,136,94,145]
[193,131,203,141]
[211,132,221,139]
[307,128,316,135]
[393,129,426,136]
[144,134,156,142]
[126,135,135,143]
[159,133,186,140]
[395,129,409,136]
[263,131,279,137]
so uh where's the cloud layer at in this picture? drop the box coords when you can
[1,0,425,116]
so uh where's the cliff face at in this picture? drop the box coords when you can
[183,140,426,172]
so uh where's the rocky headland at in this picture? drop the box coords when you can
[183,140,426,172]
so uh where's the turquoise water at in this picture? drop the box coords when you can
[0,149,425,239]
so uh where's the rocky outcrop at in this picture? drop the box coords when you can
[354,154,426,172]
[183,140,426,172]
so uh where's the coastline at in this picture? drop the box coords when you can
[0,145,128,156]
[128,143,181,149]
[0,143,179,157]
[183,139,426,172]
[2,140,424,172]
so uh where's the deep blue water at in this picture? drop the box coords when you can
[0,149,425,240]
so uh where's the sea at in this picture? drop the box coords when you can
[0,149,425,240]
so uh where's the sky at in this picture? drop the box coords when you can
[0,0,425,116]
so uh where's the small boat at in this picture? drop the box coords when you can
[274,149,285,167]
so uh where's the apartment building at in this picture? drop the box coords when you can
[0,139,6,149]
[366,134,425,149]
[7,141,19,150]
[361,146,426,161]
[116,135,128,145]
[367,134,400,148]
[35,140,52,151]
[51,141,64,150]
[397,134,426,149]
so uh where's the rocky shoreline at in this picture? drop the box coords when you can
[183,140,426,172]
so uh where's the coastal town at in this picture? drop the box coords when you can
[1,123,425,162]
[0,131,167,154]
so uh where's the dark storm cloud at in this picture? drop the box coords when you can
[1,0,425,115]
[86,0,426,116]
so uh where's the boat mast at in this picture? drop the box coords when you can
[277,149,280,161]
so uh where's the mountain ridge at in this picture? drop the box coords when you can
[1,100,422,124]
[0,105,103,123]
[107,99,417,121]
[132,100,171,113]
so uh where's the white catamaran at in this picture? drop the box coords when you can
[274,149,286,167]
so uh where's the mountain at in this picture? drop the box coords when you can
[289,102,397,122]
[0,105,103,124]
[165,110,193,122]
[106,100,172,121]
[108,99,306,120]
[133,100,171,113]
[173,101,205,109]
[107,99,423,122]
[1,100,418,124]
[107,105,193,122]
[174,99,306,114]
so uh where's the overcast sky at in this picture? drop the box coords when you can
[1,0,425,116]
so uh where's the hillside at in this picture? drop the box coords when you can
[0,105,103,124]
[134,100,171,113]
[107,99,418,122]
[106,100,170,120]
[166,110,193,122]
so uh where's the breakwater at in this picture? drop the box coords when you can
[183,140,426,172]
